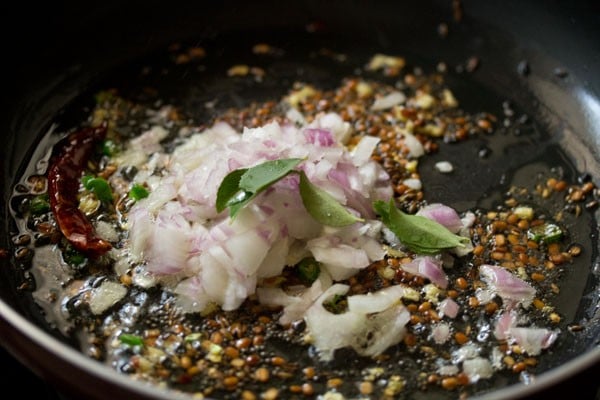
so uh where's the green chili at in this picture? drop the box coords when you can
[29,194,50,215]
[527,223,563,244]
[82,175,114,203]
[296,257,321,284]
[129,183,149,201]
[119,333,144,347]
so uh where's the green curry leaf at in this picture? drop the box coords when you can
[299,171,363,227]
[216,168,248,213]
[216,158,360,226]
[216,159,303,220]
[374,200,469,255]
[239,158,303,193]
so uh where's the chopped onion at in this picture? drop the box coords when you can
[402,133,424,158]
[417,203,464,233]
[352,304,410,357]
[256,272,332,325]
[438,364,460,376]
[435,161,454,173]
[431,322,451,344]
[493,310,559,355]
[351,135,380,167]
[462,357,493,382]
[305,284,410,361]
[174,276,210,313]
[509,327,558,355]
[493,310,518,340]
[347,284,409,314]
[401,256,448,289]
[438,298,460,319]
[479,264,535,308]
[129,125,168,155]
[403,178,422,190]
[452,344,481,363]
[311,112,352,145]
[285,107,306,126]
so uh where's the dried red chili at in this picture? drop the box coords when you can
[47,123,112,257]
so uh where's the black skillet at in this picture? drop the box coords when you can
[1,1,599,399]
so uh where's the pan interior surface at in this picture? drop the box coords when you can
[1,1,598,400]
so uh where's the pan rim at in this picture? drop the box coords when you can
[1,296,598,400]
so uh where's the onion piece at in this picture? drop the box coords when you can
[431,322,451,344]
[401,256,448,289]
[347,284,410,314]
[508,327,559,355]
[479,264,535,308]
[351,135,380,167]
[438,298,460,319]
[352,304,410,357]
[435,161,454,173]
[438,364,459,376]
[403,178,422,190]
[311,112,352,144]
[493,310,518,340]
[402,133,424,158]
[462,357,493,382]
[256,271,332,325]
[493,310,559,355]
[174,276,211,313]
[417,203,464,233]
[305,284,410,361]
[129,125,169,155]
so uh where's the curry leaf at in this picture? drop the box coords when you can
[216,168,248,213]
[216,159,303,218]
[239,158,303,193]
[216,158,362,226]
[226,190,254,219]
[299,171,363,227]
[374,200,469,254]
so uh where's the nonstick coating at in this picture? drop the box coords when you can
[1,1,599,399]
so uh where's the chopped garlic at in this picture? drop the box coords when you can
[423,284,441,304]
[366,54,405,71]
[513,206,534,220]
[286,85,317,108]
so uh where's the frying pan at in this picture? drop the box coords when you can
[1,0,599,399]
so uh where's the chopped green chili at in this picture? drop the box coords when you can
[323,294,347,314]
[82,175,114,203]
[29,194,50,215]
[527,223,563,244]
[296,257,321,284]
[119,333,144,347]
[102,139,119,157]
[63,245,87,268]
[128,183,149,201]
